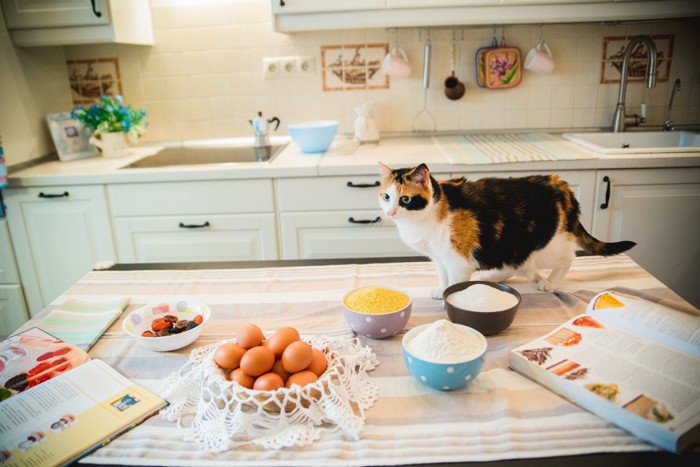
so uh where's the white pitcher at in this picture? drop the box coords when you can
[90,132,128,158]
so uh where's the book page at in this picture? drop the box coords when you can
[510,314,700,452]
[0,359,166,466]
[587,292,700,358]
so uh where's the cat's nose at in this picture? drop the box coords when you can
[388,209,397,217]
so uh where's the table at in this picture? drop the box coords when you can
[17,255,700,466]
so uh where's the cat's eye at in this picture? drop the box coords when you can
[399,195,411,205]
[382,193,390,201]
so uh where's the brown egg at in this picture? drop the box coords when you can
[239,345,275,377]
[253,372,285,391]
[236,323,264,349]
[267,327,300,357]
[285,370,318,388]
[271,359,290,383]
[229,368,255,389]
[282,341,313,373]
[306,349,328,377]
[213,342,246,370]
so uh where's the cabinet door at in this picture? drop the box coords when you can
[4,186,116,316]
[0,285,28,338]
[113,214,278,263]
[0,219,20,284]
[280,211,417,260]
[592,168,700,308]
[1,0,109,28]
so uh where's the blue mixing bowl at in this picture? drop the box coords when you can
[287,120,338,153]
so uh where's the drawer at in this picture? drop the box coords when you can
[108,180,274,216]
[0,220,20,283]
[276,173,450,212]
[113,213,278,263]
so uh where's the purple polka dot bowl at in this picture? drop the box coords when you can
[342,286,412,339]
[402,322,487,391]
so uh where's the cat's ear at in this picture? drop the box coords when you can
[408,163,431,188]
[378,161,394,179]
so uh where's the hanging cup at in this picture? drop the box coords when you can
[381,47,412,78]
[524,41,555,74]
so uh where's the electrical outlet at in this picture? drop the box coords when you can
[262,58,280,79]
[281,57,297,74]
[297,56,314,74]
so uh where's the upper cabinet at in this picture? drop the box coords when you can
[272,0,700,32]
[1,0,154,47]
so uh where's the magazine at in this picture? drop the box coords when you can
[509,291,700,454]
[0,328,167,466]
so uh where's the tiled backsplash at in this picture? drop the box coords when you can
[20,1,700,148]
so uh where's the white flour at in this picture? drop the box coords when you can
[407,319,484,363]
[446,283,518,312]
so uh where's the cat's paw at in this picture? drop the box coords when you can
[537,279,556,291]
[431,287,444,300]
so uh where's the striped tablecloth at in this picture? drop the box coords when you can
[19,255,695,466]
[433,133,596,164]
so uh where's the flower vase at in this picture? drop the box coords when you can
[89,132,128,158]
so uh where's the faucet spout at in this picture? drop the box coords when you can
[663,78,681,131]
[611,35,658,133]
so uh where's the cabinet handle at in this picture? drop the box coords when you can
[346,181,380,188]
[348,216,381,224]
[91,0,102,17]
[38,191,69,199]
[600,176,611,210]
[178,221,210,229]
[280,0,285,6]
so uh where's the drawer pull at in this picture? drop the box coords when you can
[38,191,69,199]
[600,176,611,210]
[348,216,381,225]
[178,221,210,229]
[346,181,380,188]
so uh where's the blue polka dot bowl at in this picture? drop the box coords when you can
[122,300,211,352]
[402,322,487,391]
[342,286,412,339]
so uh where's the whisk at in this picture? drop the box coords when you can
[412,39,437,132]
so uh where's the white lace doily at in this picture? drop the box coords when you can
[160,335,379,452]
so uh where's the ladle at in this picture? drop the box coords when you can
[444,33,465,100]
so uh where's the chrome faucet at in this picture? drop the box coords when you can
[663,78,681,131]
[611,35,658,133]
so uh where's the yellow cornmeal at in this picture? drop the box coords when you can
[344,287,410,314]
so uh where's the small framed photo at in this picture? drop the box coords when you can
[46,112,99,161]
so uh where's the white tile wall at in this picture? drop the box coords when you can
[54,1,700,143]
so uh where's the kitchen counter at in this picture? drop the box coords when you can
[5,132,700,187]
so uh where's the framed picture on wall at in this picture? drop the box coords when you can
[46,112,99,161]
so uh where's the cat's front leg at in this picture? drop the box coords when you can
[430,257,449,300]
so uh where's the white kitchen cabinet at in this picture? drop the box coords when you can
[591,167,700,308]
[1,0,153,47]
[3,185,116,316]
[0,218,28,337]
[108,180,278,263]
[273,0,698,31]
[451,169,596,231]
[276,174,449,260]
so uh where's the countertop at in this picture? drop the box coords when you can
[5,132,700,187]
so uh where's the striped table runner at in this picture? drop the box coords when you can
[18,255,692,466]
[433,133,596,164]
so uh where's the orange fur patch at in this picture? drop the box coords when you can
[449,210,480,256]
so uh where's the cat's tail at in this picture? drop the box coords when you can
[573,223,636,256]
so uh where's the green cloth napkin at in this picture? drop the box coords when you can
[37,297,130,350]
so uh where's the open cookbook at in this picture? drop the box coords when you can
[509,291,700,454]
[0,328,167,466]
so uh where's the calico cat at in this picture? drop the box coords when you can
[378,162,635,299]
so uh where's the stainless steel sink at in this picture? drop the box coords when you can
[562,131,700,154]
[122,143,286,169]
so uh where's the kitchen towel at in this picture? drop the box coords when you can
[35,296,130,350]
[434,133,596,164]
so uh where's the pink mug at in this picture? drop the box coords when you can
[524,41,555,74]
[381,47,411,78]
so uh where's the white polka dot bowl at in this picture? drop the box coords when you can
[342,286,412,339]
[122,300,211,352]
[401,323,487,391]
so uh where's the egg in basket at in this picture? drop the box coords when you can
[159,323,379,451]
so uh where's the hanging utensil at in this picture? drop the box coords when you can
[412,38,436,132]
[444,32,465,100]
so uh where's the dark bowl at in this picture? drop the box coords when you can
[443,281,521,336]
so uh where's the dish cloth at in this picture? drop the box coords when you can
[37,296,130,350]
[433,133,595,164]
